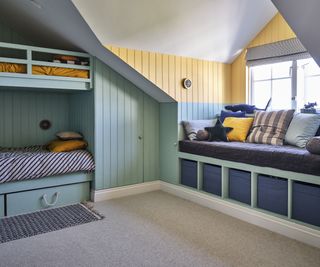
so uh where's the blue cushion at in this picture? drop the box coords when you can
[220,110,245,123]
[224,104,256,114]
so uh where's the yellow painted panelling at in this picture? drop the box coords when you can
[231,13,296,103]
[107,45,231,104]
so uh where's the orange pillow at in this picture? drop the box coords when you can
[223,117,254,142]
[47,140,87,152]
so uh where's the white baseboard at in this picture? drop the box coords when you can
[92,181,161,202]
[160,181,320,248]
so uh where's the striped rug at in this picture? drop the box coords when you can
[0,204,103,244]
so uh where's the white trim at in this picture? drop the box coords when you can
[92,181,161,202]
[160,181,320,248]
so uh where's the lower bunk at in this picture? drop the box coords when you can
[0,145,95,217]
[178,143,320,231]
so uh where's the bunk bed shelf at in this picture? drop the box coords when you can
[0,42,93,90]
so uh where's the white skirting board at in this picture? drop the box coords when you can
[92,180,320,248]
[92,181,161,202]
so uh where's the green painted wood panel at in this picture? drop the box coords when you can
[94,59,160,190]
[0,90,70,147]
[143,94,160,181]
[69,90,94,153]
[0,21,34,46]
[160,103,179,184]
[0,195,4,217]
[6,182,90,216]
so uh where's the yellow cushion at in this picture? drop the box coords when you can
[223,117,254,142]
[47,140,87,152]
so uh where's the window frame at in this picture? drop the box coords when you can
[248,60,298,110]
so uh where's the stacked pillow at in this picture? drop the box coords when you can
[284,113,320,148]
[247,110,295,145]
[47,131,87,152]
[182,109,320,153]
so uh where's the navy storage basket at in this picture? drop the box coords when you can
[203,164,221,196]
[180,159,197,188]
[257,175,288,216]
[229,169,251,205]
[292,182,320,227]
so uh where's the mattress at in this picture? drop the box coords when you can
[0,63,89,79]
[179,140,320,176]
[0,146,95,184]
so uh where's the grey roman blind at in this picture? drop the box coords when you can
[246,38,311,66]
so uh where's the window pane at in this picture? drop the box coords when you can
[271,61,292,79]
[305,76,320,103]
[271,79,292,110]
[297,58,320,109]
[252,81,271,109]
[251,65,271,81]
[300,58,320,76]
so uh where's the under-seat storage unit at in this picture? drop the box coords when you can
[229,169,251,205]
[203,164,222,196]
[180,159,197,188]
[257,175,288,216]
[6,182,90,216]
[292,181,320,227]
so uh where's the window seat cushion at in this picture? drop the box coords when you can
[179,140,320,176]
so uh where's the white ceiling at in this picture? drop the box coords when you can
[73,0,277,63]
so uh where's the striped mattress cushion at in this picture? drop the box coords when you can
[247,110,295,145]
[0,146,95,184]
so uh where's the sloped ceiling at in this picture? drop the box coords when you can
[271,0,320,66]
[0,0,175,102]
[73,0,277,63]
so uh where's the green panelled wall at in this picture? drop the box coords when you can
[160,103,179,184]
[69,91,94,153]
[0,89,70,147]
[0,20,33,45]
[94,59,160,190]
[178,102,225,121]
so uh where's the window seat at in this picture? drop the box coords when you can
[179,140,320,176]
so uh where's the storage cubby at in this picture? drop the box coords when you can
[202,164,222,196]
[257,175,288,216]
[292,181,320,227]
[180,159,198,188]
[229,169,251,205]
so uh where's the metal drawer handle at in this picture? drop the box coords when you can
[42,192,59,207]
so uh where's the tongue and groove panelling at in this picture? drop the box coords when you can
[94,59,159,190]
[107,46,231,120]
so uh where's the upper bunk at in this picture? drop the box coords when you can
[0,42,93,91]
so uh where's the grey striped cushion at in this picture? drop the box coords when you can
[247,110,295,145]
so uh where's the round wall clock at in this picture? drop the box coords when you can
[182,78,192,89]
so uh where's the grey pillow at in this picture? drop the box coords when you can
[182,119,217,140]
[306,136,320,154]
[285,113,320,148]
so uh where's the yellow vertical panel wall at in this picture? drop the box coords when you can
[107,45,231,104]
[231,13,296,103]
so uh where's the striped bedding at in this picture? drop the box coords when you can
[0,146,95,184]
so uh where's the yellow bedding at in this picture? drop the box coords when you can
[0,63,89,79]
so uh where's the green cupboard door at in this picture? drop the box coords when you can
[94,60,144,190]
[121,83,144,186]
[160,103,179,184]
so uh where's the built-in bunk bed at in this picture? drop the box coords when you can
[0,42,94,217]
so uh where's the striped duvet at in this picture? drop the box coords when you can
[0,146,95,184]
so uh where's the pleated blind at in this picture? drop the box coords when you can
[246,38,310,66]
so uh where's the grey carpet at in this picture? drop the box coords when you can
[0,191,319,267]
[0,204,102,244]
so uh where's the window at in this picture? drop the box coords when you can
[250,58,320,111]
